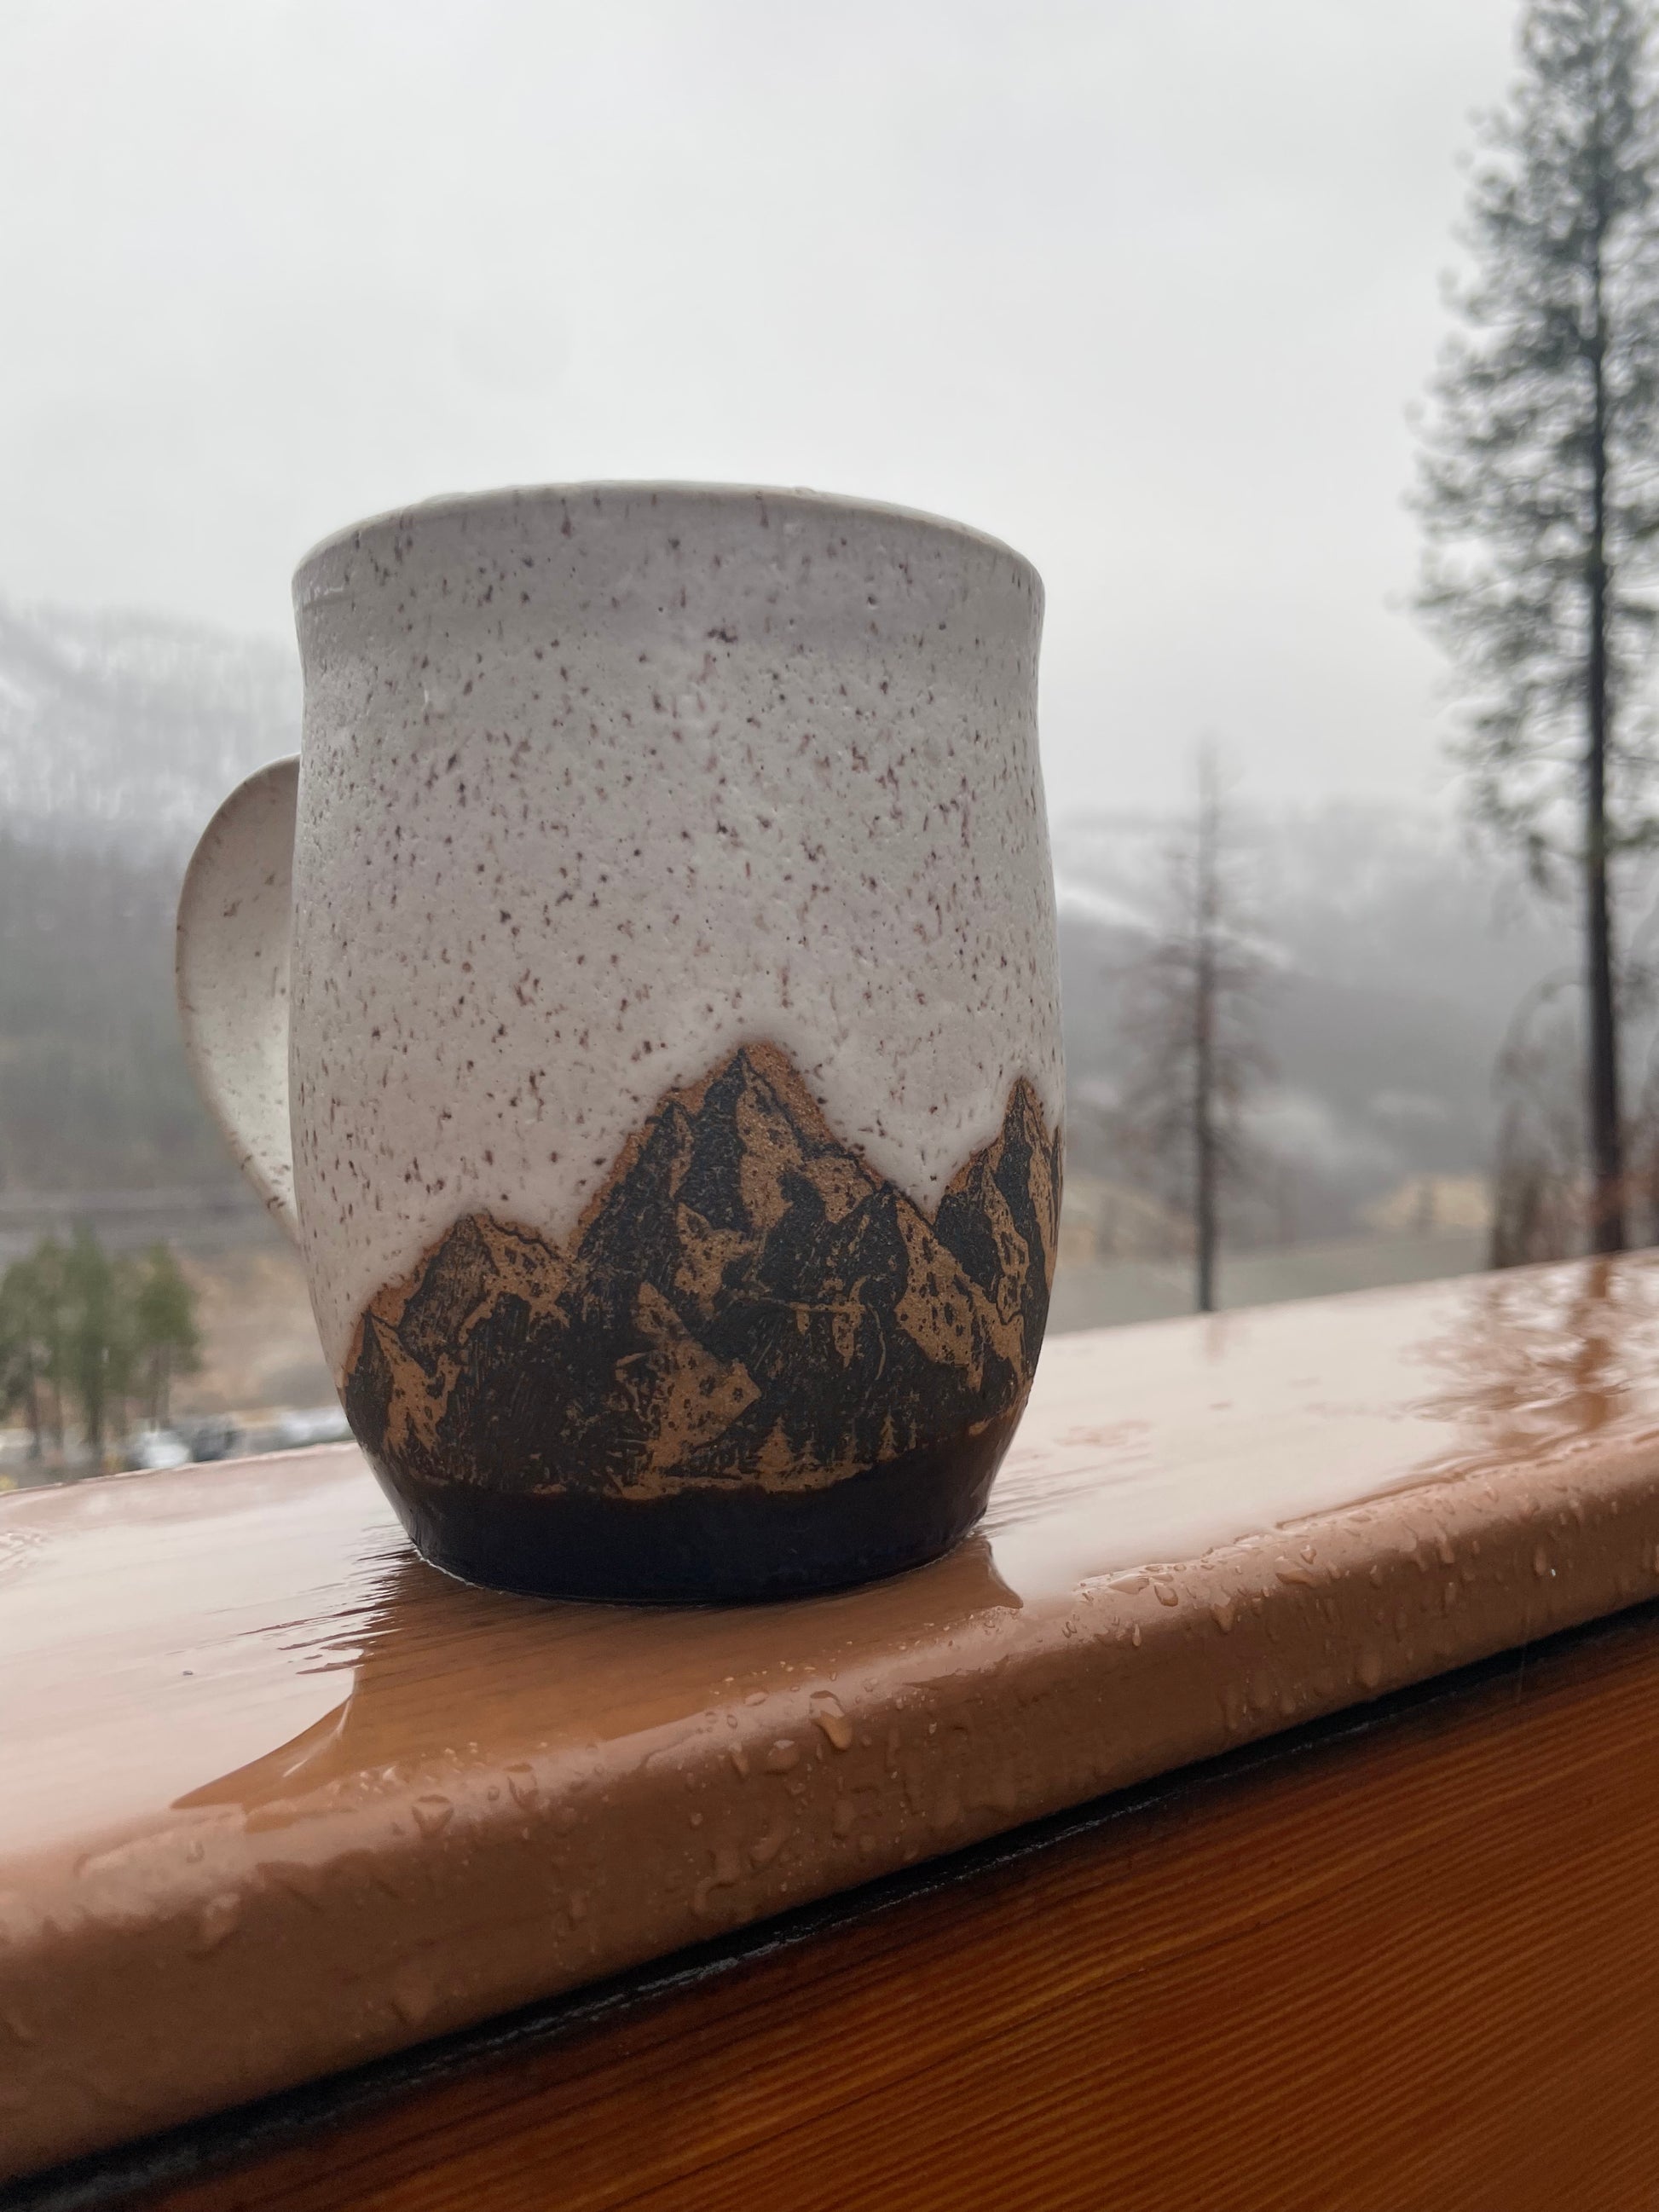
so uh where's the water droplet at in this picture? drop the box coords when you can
[505,1764,539,1809]
[744,1690,768,1707]
[191,1892,241,1955]
[1211,1599,1235,1634]
[1275,1565,1315,1588]
[1534,1544,1551,1579]
[567,1890,588,1926]
[692,1845,744,1915]
[832,1797,858,1837]
[811,1694,854,1752]
[1111,1573,1148,1595]
[1368,1562,1384,1586]
[749,1821,789,1868]
[728,1745,750,1779]
[1153,1581,1180,1608]
[554,1804,578,1833]
[390,1966,435,2026]
[764,1739,801,1775]
[1130,1624,1142,1647]
[1358,1649,1384,1689]
[269,1861,326,1910]
[688,1810,704,1828]
[1299,1543,1317,1563]
[1436,1534,1455,1567]
[412,1795,454,1839]
[245,1799,312,1837]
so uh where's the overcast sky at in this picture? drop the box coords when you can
[0,0,1520,820]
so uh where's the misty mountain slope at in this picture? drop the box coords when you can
[1055,805,1583,1230]
[0,600,1594,1214]
[0,598,298,847]
[0,831,232,1189]
[0,599,299,1188]
[1053,803,1573,1008]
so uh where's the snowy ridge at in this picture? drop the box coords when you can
[0,599,298,850]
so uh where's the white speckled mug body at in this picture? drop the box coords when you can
[286,485,1061,1599]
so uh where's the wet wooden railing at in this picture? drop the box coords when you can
[9,1256,1659,2210]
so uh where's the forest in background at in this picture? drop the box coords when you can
[0,598,295,1193]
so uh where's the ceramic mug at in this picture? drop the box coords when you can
[176,484,1063,1601]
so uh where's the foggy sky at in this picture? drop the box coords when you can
[0,0,1519,819]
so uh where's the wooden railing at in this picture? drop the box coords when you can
[9,1254,1659,2209]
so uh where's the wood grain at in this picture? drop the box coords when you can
[19,1256,1659,2178]
[90,1600,1659,2212]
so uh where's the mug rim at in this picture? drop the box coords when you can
[292,482,1040,609]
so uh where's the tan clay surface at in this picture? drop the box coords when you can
[8,1253,1659,2178]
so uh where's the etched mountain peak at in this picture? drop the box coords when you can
[344,1045,1061,1503]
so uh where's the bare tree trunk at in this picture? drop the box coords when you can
[1194,757,1219,1313]
[1587,216,1627,1253]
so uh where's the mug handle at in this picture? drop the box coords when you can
[175,755,302,1244]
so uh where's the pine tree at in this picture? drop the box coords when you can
[60,1229,135,1457]
[0,1267,36,1453]
[131,1243,201,1428]
[0,1238,68,1458]
[1488,973,1590,1262]
[1112,751,1270,1314]
[1416,0,1659,1254]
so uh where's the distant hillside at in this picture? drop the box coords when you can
[1054,806,1583,1239]
[0,599,297,1191]
[0,595,1596,1215]
[0,598,297,849]
[0,831,236,1190]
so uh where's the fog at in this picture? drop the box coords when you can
[0,0,1517,818]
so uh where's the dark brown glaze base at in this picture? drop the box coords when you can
[368,1405,1023,1605]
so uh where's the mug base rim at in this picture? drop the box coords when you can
[368,1405,1022,1606]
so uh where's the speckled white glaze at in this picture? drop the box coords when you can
[188,486,1060,1381]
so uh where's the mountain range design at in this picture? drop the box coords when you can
[344,1043,1061,1508]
